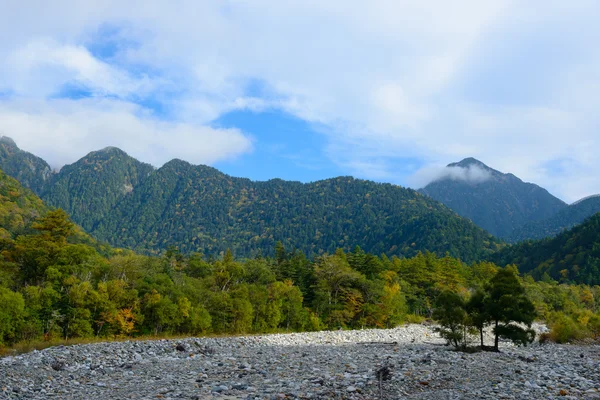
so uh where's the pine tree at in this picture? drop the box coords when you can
[485,268,536,351]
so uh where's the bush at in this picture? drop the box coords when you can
[404,314,426,324]
[548,313,585,343]
[588,314,600,340]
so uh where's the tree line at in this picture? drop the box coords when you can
[0,210,598,348]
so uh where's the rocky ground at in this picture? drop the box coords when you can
[0,325,598,399]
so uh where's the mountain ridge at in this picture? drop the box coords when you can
[0,138,500,261]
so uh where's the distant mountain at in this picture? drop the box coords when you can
[510,195,600,242]
[0,139,500,262]
[491,213,600,285]
[419,158,567,238]
[0,136,53,193]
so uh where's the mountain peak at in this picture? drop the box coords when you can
[0,136,18,148]
[96,146,128,156]
[420,157,567,238]
[447,157,491,170]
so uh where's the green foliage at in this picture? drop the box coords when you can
[547,312,586,343]
[492,213,600,285]
[41,147,154,235]
[0,137,53,194]
[0,167,598,350]
[485,268,536,350]
[433,291,469,349]
[466,290,488,347]
[0,167,48,242]
[432,268,538,351]
[0,287,25,345]
[0,141,500,262]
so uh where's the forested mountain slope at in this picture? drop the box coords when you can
[510,195,600,242]
[41,147,154,233]
[491,213,600,285]
[0,139,500,262]
[0,167,49,240]
[0,136,53,194]
[420,158,567,238]
[90,159,500,261]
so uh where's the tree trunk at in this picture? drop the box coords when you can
[480,327,484,348]
[494,320,499,351]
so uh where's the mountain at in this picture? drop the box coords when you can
[0,136,53,193]
[491,213,600,285]
[0,139,500,262]
[90,160,500,261]
[419,158,567,239]
[41,147,154,233]
[510,195,600,242]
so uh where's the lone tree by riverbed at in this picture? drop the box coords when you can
[434,267,536,351]
[486,268,536,351]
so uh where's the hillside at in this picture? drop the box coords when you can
[510,195,600,242]
[0,165,113,257]
[419,158,567,238]
[0,136,53,194]
[0,139,500,262]
[491,213,600,285]
[90,159,499,261]
[0,167,49,241]
[41,147,155,233]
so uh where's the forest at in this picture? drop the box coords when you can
[0,140,500,262]
[491,213,600,285]
[0,208,598,349]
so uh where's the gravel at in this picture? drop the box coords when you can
[0,324,598,399]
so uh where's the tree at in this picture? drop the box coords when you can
[433,290,469,349]
[313,252,362,327]
[0,287,25,345]
[485,269,536,351]
[466,290,488,348]
[31,209,75,245]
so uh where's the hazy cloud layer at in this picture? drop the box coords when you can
[411,164,494,188]
[0,1,599,200]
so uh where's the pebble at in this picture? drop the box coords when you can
[0,324,597,399]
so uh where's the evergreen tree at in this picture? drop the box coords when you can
[485,269,536,351]
[433,290,469,349]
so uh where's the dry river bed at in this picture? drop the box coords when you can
[0,324,599,399]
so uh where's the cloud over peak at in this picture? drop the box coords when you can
[410,163,494,188]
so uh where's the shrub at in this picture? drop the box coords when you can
[548,312,585,343]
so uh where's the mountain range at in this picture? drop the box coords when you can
[2,136,600,284]
[0,137,499,262]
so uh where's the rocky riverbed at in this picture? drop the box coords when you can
[0,324,598,399]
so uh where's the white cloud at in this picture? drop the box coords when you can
[0,98,253,168]
[0,1,599,201]
[6,38,157,98]
[411,164,493,188]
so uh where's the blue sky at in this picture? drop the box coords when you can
[1,1,599,202]
[212,110,344,183]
